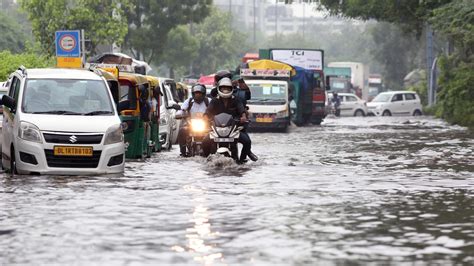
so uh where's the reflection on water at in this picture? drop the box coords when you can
[172,185,225,265]
[0,116,473,264]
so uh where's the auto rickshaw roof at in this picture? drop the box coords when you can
[245,59,296,76]
[145,75,160,88]
[119,72,149,85]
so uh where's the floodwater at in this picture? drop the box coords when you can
[1,116,473,265]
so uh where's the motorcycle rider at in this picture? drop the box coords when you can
[332,91,341,117]
[203,77,256,163]
[210,70,257,162]
[176,84,210,157]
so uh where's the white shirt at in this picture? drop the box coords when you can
[176,97,210,116]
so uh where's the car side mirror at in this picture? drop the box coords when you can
[2,95,16,111]
[325,76,331,91]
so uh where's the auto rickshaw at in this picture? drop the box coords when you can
[94,67,120,107]
[145,75,161,152]
[117,72,153,159]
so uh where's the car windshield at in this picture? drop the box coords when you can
[248,83,287,101]
[22,79,114,115]
[372,93,392,102]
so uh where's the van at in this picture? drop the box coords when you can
[2,67,125,175]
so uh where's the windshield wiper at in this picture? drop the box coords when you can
[32,110,82,115]
[83,110,113,116]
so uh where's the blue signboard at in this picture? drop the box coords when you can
[55,30,81,57]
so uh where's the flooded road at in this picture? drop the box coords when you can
[1,116,473,265]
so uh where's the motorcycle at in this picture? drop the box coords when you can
[209,113,243,160]
[176,112,208,157]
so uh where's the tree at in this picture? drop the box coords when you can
[122,0,212,63]
[20,0,128,56]
[0,51,54,80]
[161,25,199,79]
[315,0,453,36]
[369,22,424,90]
[0,11,28,53]
[191,8,250,75]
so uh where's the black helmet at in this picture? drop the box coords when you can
[214,70,232,84]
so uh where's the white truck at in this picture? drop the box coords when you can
[328,62,370,101]
[240,69,291,132]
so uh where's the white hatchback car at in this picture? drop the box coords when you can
[367,91,423,116]
[330,92,368,116]
[2,67,125,175]
[158,78,181,150]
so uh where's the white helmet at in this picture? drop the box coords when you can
[217,77,233,98]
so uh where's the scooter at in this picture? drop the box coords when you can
[209,113,243,161]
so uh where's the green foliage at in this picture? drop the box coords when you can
[122,0,212,63]
[408,80,428,106]
[0,11,27,53]
[161,26,199,78]
[0,51,54,81]
[316,0,452,36]
[191,8,250,75]
[369,22,424,90]
[20,0,128,56]
[437,56,474,127]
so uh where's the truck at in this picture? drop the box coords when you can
[258,48,328,125]
[324,66,354,94]
[239,61,292,131]
[327,62,369,101]
[368,74,384,101]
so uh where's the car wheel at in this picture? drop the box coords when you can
[413,110,422,116]
[354,110,365,117]
[382,110,392,116]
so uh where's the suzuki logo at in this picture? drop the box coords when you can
[69,135,78,143]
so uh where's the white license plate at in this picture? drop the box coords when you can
[214,138,234,142]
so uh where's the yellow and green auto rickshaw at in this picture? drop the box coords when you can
[145,75,162,152]
[117,72,153,159]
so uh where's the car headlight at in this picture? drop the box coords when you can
[18,121,42,143]
[276,110,289,118]
[104,124,124,145]
[190,119,206,133]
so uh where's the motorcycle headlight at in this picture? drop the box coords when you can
[104,124,124,145]
[216,126,232,137]
[190,119,206,133]
[18,121,42,143]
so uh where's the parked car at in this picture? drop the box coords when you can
[2,67,125,175]
[158,78,181,150]
[0,81,9,154]
[328,92,368,117]
[367,91,423,116]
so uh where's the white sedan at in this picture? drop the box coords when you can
[330,93,368,117]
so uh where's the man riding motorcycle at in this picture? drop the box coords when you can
[331,91,341,117]
[176,84,210,157]
[203,77,255,163]
[210,70,257,162]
